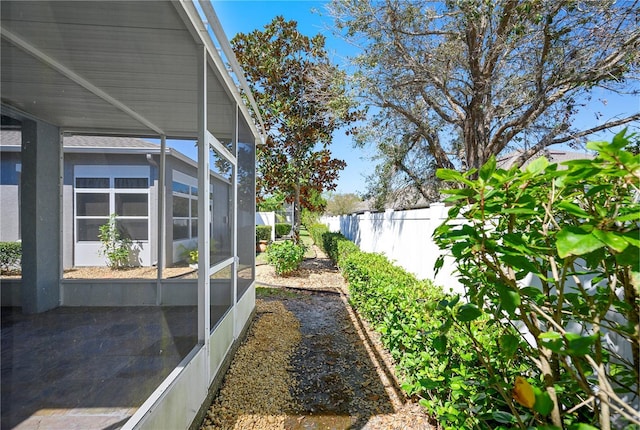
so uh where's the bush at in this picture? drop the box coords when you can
[256,225,271,243]
[307,222,529,428]
[301,209,320,229]
[0,242,21,274]
[306,223,359,268]
[275,223,291,238]
[434,129,640,429]
[307,223,329,247]
[98,214,131,269]
[341,251,516,429]
[265,240,305,276]
[321,232,359,267]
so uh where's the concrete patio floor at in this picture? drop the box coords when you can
[1,306,201,429]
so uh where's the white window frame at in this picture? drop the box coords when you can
[74,165,150,243]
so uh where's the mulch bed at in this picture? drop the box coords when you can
[200,246,436,429]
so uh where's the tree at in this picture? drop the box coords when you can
[324,192,363,215]
[232,16,361,241]
[257,192,286,212]
[330,0,640,204]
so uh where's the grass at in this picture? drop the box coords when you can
[256,286,300,299]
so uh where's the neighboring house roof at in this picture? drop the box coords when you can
[1,130,160,151]
[0,130,231,181]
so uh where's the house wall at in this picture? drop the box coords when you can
[0,151,20,242]
[62,152,159,268]
[165,156,198,265]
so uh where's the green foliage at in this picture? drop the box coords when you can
[320,232,359,266]
[0,242,21,275]
[307,223,329,248]
[256,225,272,243]
[301,208,321,230]
[188,250,198,265]
[307,223,359,267]
[265,240,306,276]
[324,192,362,215]
[97,214,132,269]
[232,16,362,236]
[434,130,640,429]
[257,192,286,212]
[341,250,523,429]
[307,222,528,428]
[178,244,198,264]
[332,0,639,208]
[275,223,292,238]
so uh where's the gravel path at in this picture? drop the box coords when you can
[200,246,435,430]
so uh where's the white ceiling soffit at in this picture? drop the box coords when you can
[0,1,257,141]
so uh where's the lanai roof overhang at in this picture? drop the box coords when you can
[0,0,263,141]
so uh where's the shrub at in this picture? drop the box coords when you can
[301,209,320,229]
[434,129,640,429]
[265,240,305,276]
[98,214,131,269]
[0,241,21,274]
[275,223,292,238]
[321,232,359,267]
[307,223,329,247]
[256,225,271,243]
[341,251,518,429]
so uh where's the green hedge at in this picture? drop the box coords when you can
[275,223,291,238]
[0,241,22,274]
[306,224,517,429]
[307,223,329,247]
[307,223,359,267]
[341,250,517,429]
[321,232,359,266]
[256,225,271,243]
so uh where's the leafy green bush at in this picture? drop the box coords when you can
[0,241,21,274]
[341,251,521,429]
[256,225,271,243]
[307,223,329,247]
[301,209,320,229]
[321,232,359,267]
[275,223,292,238]
[98,214,131,269]
[265,240,305,276]
[434,129,640,429]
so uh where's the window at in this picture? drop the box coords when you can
[172,173,198,242]
[74,166,149,242]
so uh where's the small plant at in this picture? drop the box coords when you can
[98,214,132,269]
[188,249,198,265]
[265,240,305,276]
[0,241,21,275]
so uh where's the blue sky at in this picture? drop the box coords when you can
[208,0,639,195]
[213,0,372,195]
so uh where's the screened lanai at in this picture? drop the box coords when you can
[1,1,262,429]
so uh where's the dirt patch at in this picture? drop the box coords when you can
[200,246,435,429]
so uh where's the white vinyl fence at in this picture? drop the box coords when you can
[256,211,276,242]
[322,204,637,420]
[321,203,465,294]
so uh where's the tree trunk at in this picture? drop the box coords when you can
[293,183,301,244]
